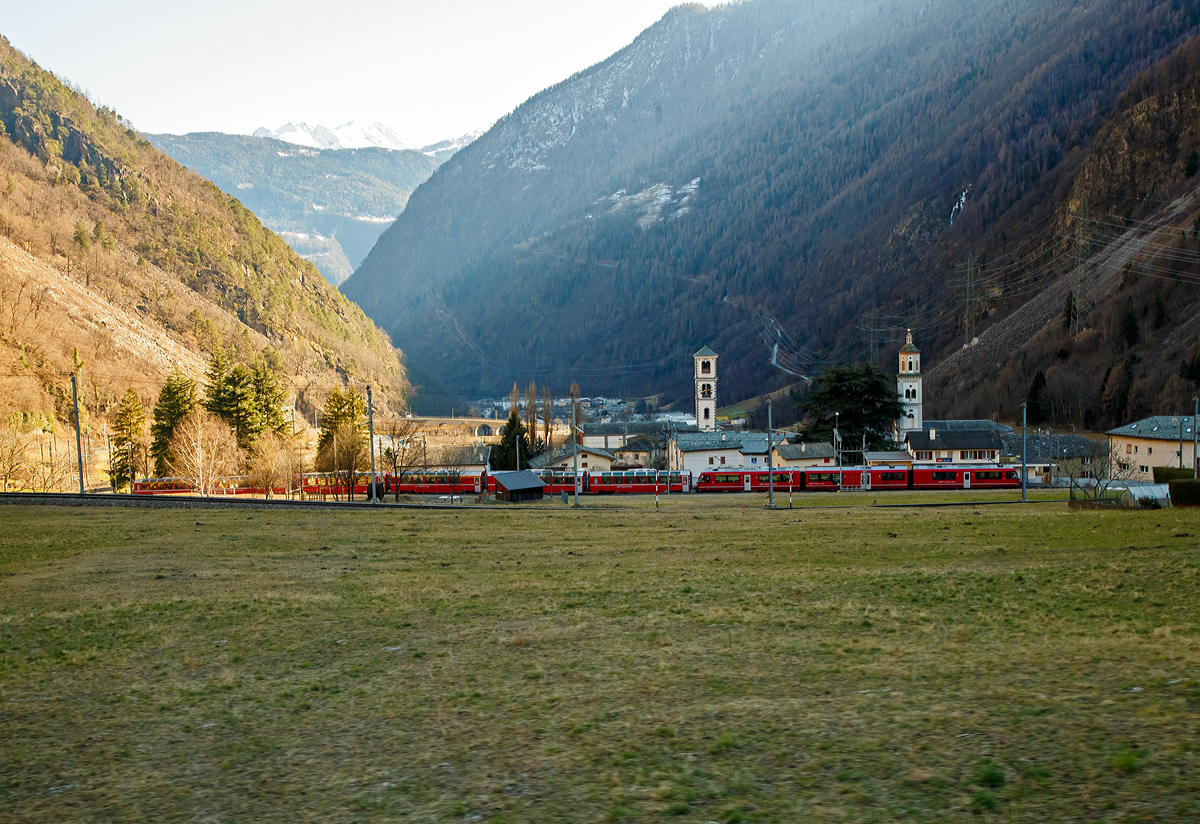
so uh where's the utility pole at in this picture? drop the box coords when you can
[767,398,775,507]
[1193,396,1198,478]
[367,386,378,503]
[72,374,84,494]
[1179,414,1185,471]
[572,398,580,509]
[835,411,842,491]
[1021,401,1028,502]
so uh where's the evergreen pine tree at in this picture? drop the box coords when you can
[802,362,904,449]
[223,363,265,449]
[111,388,146,491]
[150,372,197,476]
[492,408,531,471]
[316,388,366,457]
[202,350,230,416]
[252,355,288,434]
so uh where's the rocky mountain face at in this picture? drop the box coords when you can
[148,132,440,284]
[342,0,1200,413]
[929,35,1200,430]
[0,36,408,432]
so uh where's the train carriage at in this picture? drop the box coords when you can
[386,469,483,496]
[589,469,692,494]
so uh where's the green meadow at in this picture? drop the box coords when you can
[1,495,1197,822]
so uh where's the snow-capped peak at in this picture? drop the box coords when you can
[251,121,415,152]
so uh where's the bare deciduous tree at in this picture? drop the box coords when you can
[380,417,425,502]
[316,420,369,501]
[168,409,239,495]
[0,425,29,491]
[247,430,289,498]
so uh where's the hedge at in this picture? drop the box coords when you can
[1169,479,1200,507]
[1153,466,1196,483]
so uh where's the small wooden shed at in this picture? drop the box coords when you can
[491,470,546,503]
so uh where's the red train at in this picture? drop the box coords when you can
[132,476,285,495]
[131,464,1018,498]
[694,464,1020,492]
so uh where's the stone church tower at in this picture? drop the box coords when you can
[897,330,923,432]
[694,346,718,431]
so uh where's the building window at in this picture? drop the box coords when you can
[1140,465,1148,473]
[709,457,714,465]
[1126,444,1132,454]
[1134,445,1139,454]
[720,456,726,464]
[1147,447,1152,455]
[703,408,710,420]
[751,458,758,464]
[701,361,711,374]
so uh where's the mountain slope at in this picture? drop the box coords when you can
[928,35,1200,429]
[0,35,408,431]
[343,0,1200,404]
[148,132,441,284]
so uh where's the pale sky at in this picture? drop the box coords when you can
[2,0,716,147]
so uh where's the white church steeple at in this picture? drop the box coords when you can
[694,346,718,431]
[897,330,923,432]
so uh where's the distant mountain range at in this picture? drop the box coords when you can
[342,0,1200,425]
[148,125,478,285]
[252,121,415,152]
[250,120,488,160]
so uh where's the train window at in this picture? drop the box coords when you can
[880,472,906,482]
[931,471,957,481]
[714,474,740,484]
[976,471,1002,480]
[1007,471,1017,479]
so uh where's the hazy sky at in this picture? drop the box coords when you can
[3,1,715,147]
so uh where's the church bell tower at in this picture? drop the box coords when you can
[694,346,718,431]
[897,330,923,432]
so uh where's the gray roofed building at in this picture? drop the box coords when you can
[530,445,615,470]
[905,429,1002,452]
[923,419,1014,434]
[865,450,914,465]
[776,442,837,461]
[1108,415,1197,441]
[1000,433,1107,463]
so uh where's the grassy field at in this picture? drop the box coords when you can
[1,495,1198,823]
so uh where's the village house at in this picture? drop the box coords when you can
[901,420,1007,464]
[668,431,788,474]
[530,445,614,474]
[772,442,837,468]
[1108,415,1198,482]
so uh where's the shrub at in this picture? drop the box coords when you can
[1170,479,1200,507]
[974,760,1006,788]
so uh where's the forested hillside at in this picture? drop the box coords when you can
[148,133,441,285]
[0,35,408,439]
[343,0,1200,412]
[928,34,1200,429]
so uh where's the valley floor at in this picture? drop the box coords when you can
[1,498,1197,822]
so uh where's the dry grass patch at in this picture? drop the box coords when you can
[0,498,1198,822]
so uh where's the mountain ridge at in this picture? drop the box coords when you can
[343,0,1200,409]
[0,35,408,432]
[147,131,441,284]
